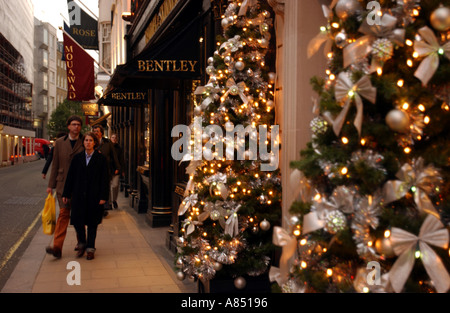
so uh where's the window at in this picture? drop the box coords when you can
[43,28,48,46]
[43,96,48,112]
[49,35,55,59]
[43,72,48,90]
[43,50,48,68]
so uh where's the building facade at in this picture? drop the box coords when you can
[56,41,67,110]
[0,0,36,166]
[33,18,58,139]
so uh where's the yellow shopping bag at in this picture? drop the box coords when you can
[42,193,56,235]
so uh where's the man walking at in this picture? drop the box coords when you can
[45,116,84,258]
[92,125,120,211]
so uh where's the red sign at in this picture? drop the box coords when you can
[63,33,95,101]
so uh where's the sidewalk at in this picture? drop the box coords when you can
[1,191,197,293]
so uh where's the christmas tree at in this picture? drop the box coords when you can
[273,0,450,293]
[175,0,281,289]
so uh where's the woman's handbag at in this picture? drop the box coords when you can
[42,193,56,235]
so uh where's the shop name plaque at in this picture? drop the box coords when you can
[137,60,198,73]
[111,92,147,101]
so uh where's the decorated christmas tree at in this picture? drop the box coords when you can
[175,0,281,289]
[272,0,450,293]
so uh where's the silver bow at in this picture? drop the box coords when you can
[343,14,405,69]
[220,35,243,55]
[207,173,229,200]
[198,201,227,229]
[414,26,450,86]
[333,72,377,137]
[222,78,248,105]
[303,186,354,234]
[238,0,258,16]
[225,205,241,237]
[383,158,442,218]
[389,214,450,293]
[178,193,198,216]
[307,5,334,58]
[195,83,220,109]
[182,219,203,236]
[270,226,298,285]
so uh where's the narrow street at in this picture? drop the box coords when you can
[0,159,48,290]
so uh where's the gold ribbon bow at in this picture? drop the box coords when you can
[270,226,298,285]
[207,173,229,200]
[302,186,353,234]
[195,83,220,109]
[182,219,203,236]
[389,214,450,293]
[414,26,450,86]
[332,73,377,137]
[383,158,442,218]
[307,5,334,58]
[238,0,258,16]
[198,201,227,229]
[220,35,243,55]
[223,78,248,105]
[343,14,405,69]
[225,205,241,237]
[178,193,198,216]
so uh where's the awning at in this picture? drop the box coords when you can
[90,113,111,126]
[98,8,203,107]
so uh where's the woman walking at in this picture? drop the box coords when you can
[62,132,109,260]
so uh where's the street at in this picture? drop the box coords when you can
[0,159,48,290]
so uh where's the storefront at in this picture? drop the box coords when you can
[98,0,220,250]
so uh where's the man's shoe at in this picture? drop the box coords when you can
[113,201,118,209]
[76,245,86,258]
[45,246,62,259]
[86,249,95,260]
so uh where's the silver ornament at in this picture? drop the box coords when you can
[235,61,245,71]
[335,30,348,49]
[221,18,230,29]
[268,72,276,84]
[289,215,300,225]
[324,210,346,234]
[386,109,410,133]
[259,38,269,49]
[371,38,393,62]
[234,276,246,289]
[430,5,450,32]
[266,100,275,109]
[176,271,186,281]
[194,105,202,116]
[210,210,221,221]
[206,65,215,75]
[260,219,271,231]
[224,56,233,66]
[225,121,235,132]
[335,0,362,20]
[208,57,214,65]
[247,68,254,77]
[213,262,223,271]
[375,237,395,258]
[229,85,240,96]
[310,116,329,136]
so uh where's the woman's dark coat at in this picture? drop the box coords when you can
[62,150,109,227]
